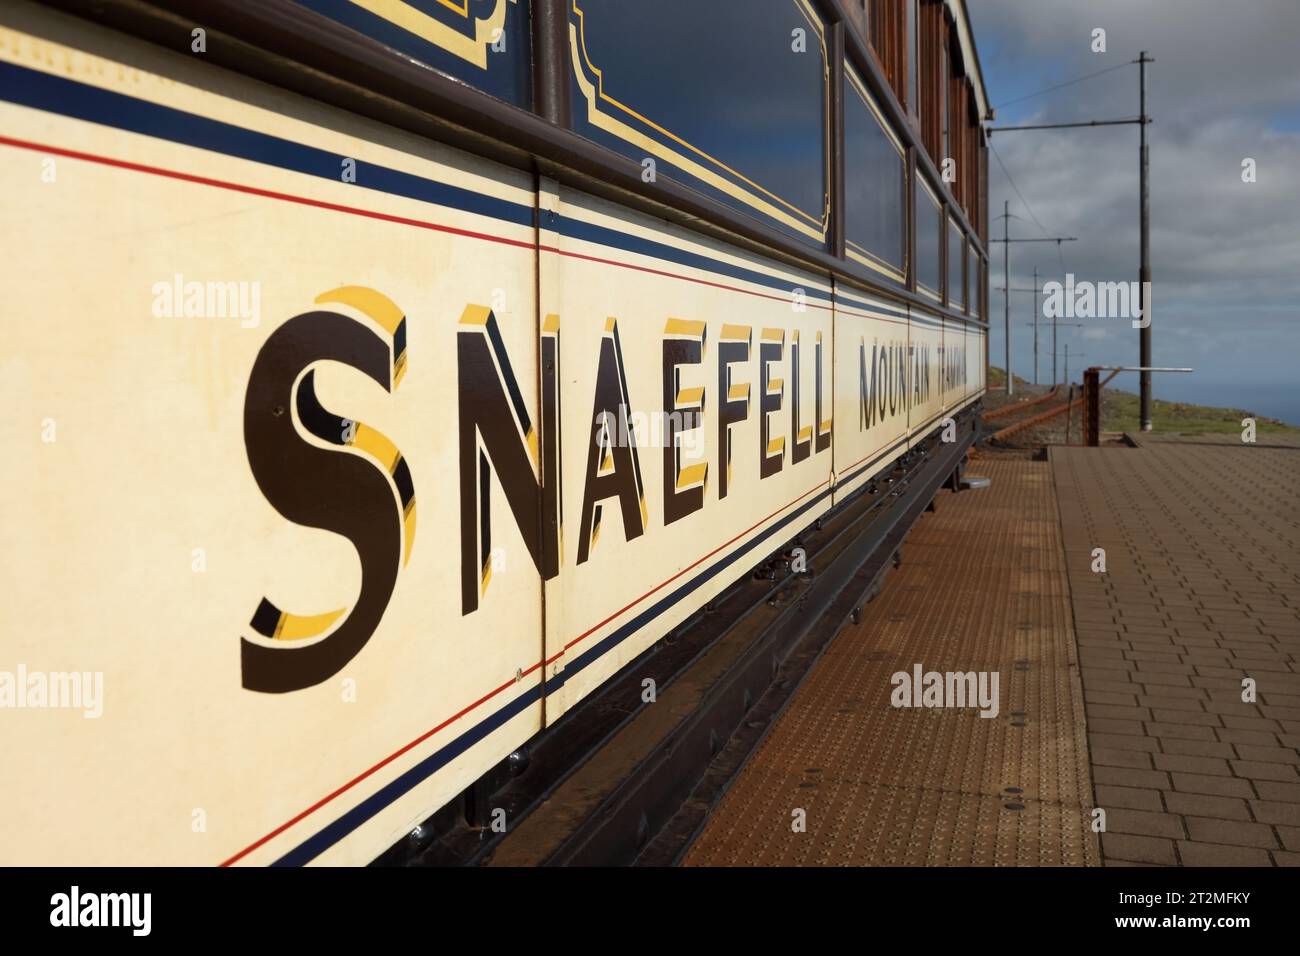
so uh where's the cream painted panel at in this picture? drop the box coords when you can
[539,187,835,718]
[832,288,914,502]
[907,309,947,449]
[0,5,541,866]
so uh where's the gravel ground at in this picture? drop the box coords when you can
[974,382,1101,460]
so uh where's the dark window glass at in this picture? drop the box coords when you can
[915,172,941,297]
[966,238,977,313]
[569,0,829,247]
[843,67,906,283]
[948,216,965,310]
[980,257,988,319]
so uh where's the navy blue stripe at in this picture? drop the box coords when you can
[835,289,908,315]
[910,407,952,437]
[837,433,911,489]
[275,474,836,864]
[273,680,544,866]
[0,60,534,228]
[565,483,832,679]
[554,214,833,304]
[278,417,961,865]
[0,61,993,342]
[5,57,974,865]
[287,399,1001,864]
[3,60,839,305]
[1,61,986,332]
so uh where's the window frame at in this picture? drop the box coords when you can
[95,0,990,327]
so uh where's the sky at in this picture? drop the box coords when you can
[966,0,1300,414]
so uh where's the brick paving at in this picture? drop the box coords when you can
[679,441,1298,867]
[1132,431,1300,449]
[1053,442,1300,866]
[685,460,1099,866]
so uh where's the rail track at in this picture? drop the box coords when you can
[980,385,1061,422]
[380,409,980,867]
[981,385,1086,443]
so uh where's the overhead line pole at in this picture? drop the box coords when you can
[1013,316,1086,387]
[1032,265,1039,385]
[989,52,1155,427]
[1138,51,1153,430]
[1002,201,1010,395]
[999,283,1047,386]
[990,226,1078,394]
[998,287,1081,385]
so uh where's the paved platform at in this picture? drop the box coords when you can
[685,460,1100,866]
[1131,431,1300,450]
[1055,443,1300,866]
[684,441,1300,867]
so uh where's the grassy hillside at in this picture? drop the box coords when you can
[1101,387,1299,437]
[986,366,1030,389]
[985,368,1298,439]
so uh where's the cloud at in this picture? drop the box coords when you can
[971,0,1300,383]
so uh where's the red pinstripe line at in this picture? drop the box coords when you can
[2,133,839,865]
[839,440,905,476]
[0,135,539,251]
[833,303,909,327]
[556,478,828,654]
[539,245,834,312]
[218,663,541,867]
[219,478,825,866]
[0,136,838,311]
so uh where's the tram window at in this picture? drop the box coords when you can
[966,238,978,313]
[915,172,942,298]
[569,0,829,247]
[844,65,907,283]
[980,257,988,320]
[948,216,965,311]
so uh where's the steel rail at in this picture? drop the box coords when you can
[990,393,1083,442]
[981,385,1061,422]
[536,422,977,866]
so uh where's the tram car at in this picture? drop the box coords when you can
[0,0,989,865]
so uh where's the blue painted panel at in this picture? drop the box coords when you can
[293,0,531,107]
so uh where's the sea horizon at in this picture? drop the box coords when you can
[1142,379,1300,427]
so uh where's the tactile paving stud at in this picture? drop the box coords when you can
[684,460,1101,867]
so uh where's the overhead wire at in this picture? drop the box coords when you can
[993,60,1133,110]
